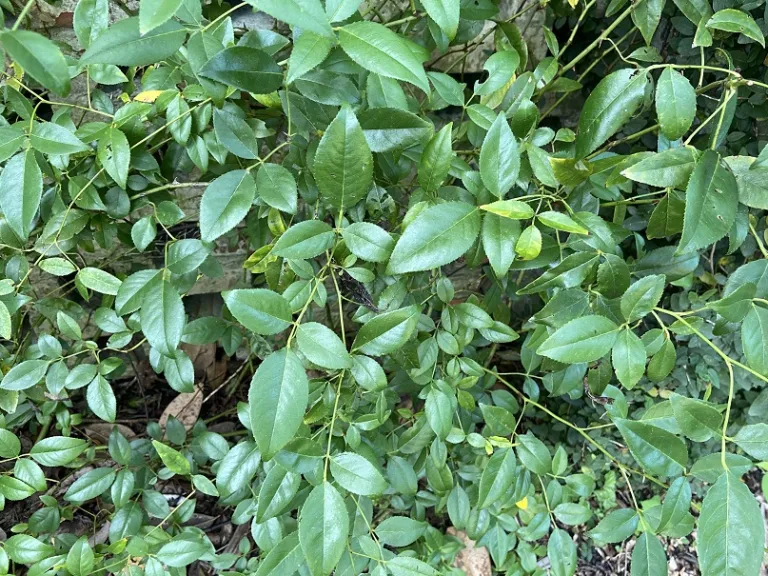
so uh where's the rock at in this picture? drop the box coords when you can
[447,528,492,576]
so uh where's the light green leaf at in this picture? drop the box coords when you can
[80,18,186,66]
[418,123,453,194]
[630,533,668,576]
[679,150,737,253]
[297,322,351,369]
[621,275,665,322]
[4,534,55,565]
[656,68,696,141]
[632,0,664,45]
[249,349,308,459]
[223,288,292,336]
[421,0,459,39]
[87,375,116,422]
[479,114,519,198]
[698,472,764,576]
[614,419,687,476]
[342,222,394,262]
[352,306,420,356]
[589,508,639,545]
[200,170,256,241]
[375,516,427,546]
[139,0,182,34]
[538,316,620,363]
[313,106,373,211]
[31,122,89,155]
[0,429,20,458]
[287,32,334,85]
[0,30,70,96]
[249,0,333,38]
[254,533,304,576]
[623,148,697,188]
[388,203,481,274]
[0,360,48,391]
[388,555,439,576]
[482,212,519,278]
[66,538,95,576]
[330,452,388,495]
[670,392,722,442]
[733,422,768,460]
[30,436,87,466]
[358,108,433,152]
[64,468,116,503]
[575,69,649,159]
[338,21,430,93]
[152,440,190,475]
[612,328,646,389]
[257,163,297,214]
[480,199,533,220]
[478,447,516,508]
[272,220,335,259]
[536,211,589,234]
[98,127,130,189]
[140,279,185,357]
[256,465,300,521]
[741,305,768,376]
[77,268,122,296]
[548,529,577,576]
[299,482,349,576]
[706,9,765,47]
[0,150,42,240]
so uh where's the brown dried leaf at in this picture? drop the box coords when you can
[85,423,136,444]
[159,384,203,431]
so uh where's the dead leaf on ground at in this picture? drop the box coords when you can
[159,384,203,431]
[85,423,136,444]
[447,527,492,576]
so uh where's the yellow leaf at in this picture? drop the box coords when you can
[568,0,578,8]
[253,92,282,108]
[516,496,528,510]
[135,90,165,103]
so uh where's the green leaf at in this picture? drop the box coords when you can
[517,432,551,474]
[132,216,156,251]
[647,190,685,239]
[548,529,577,576]
[249,0,334,38]
[375,516,427,546]
[518,251,599,294]
[139,0,182,34]
[388,556,439,576]
[30,122,89,155]
[140,279,185,357]
[87,375,116,423]
[554,502,592,525]
[199,47,282,94]
[213,108,260,159]
[479,114,520,198]
[0,125,25,163]
[30,436,87,466]
[255,533,304,576]
[313,106,373,211]
[0,429,20,458]
[257,164,298,214]
[478,447,516,508]
[155,537,209,567]
[297,322,351,369]
[272,220,335,259]
[474,50,520,95]
[342,222,394,262]
[733,423,768,460]
[352,306,420,356]
[200,170,256,241]
[536,211,589,234]
[421,0,459,39]
[4,534,55,565]
[741,305,768,376]
[614,419,687,476]
[215,441,262,496]
[74,0,108,49]
[655,68,696,141]
[116,269,162,315]
[98,127,130,189]
[299,482,349,576]
[330,452,388,495]
[358,108,433,152]
[706,9,765,47]
[77,268,122,296]
[621,275,665,322]
[326,0,362,21]
[418,123,453,194]
[647,339,676,382]
[632,0,664,45]
[288,32,335,85]
[538,316,620,363]
[515,224,542,260]
[0,150,42,241]
[338,21,430,93]
[64,468,116,503]
[256,465,300,521]
[223,288,291,336]
[0,360,48,391]
[482,213,519,278]
[249,349,308,459]
[698,472,764,576]
[630,533,667,576]
[388,203,481,274]
[657,476,692,533]
[622,148,697,188]
[66,538,95,576]
[589,508,639,544]
[670,392,722,442]
[575,69,649,159]
[152,440,190,475]
[0,30,70,96]
[612,328,646,389]
[80,18,186,66]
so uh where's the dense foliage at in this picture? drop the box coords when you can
[1,0,768,573]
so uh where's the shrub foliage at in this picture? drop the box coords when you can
[0,0,768,573]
